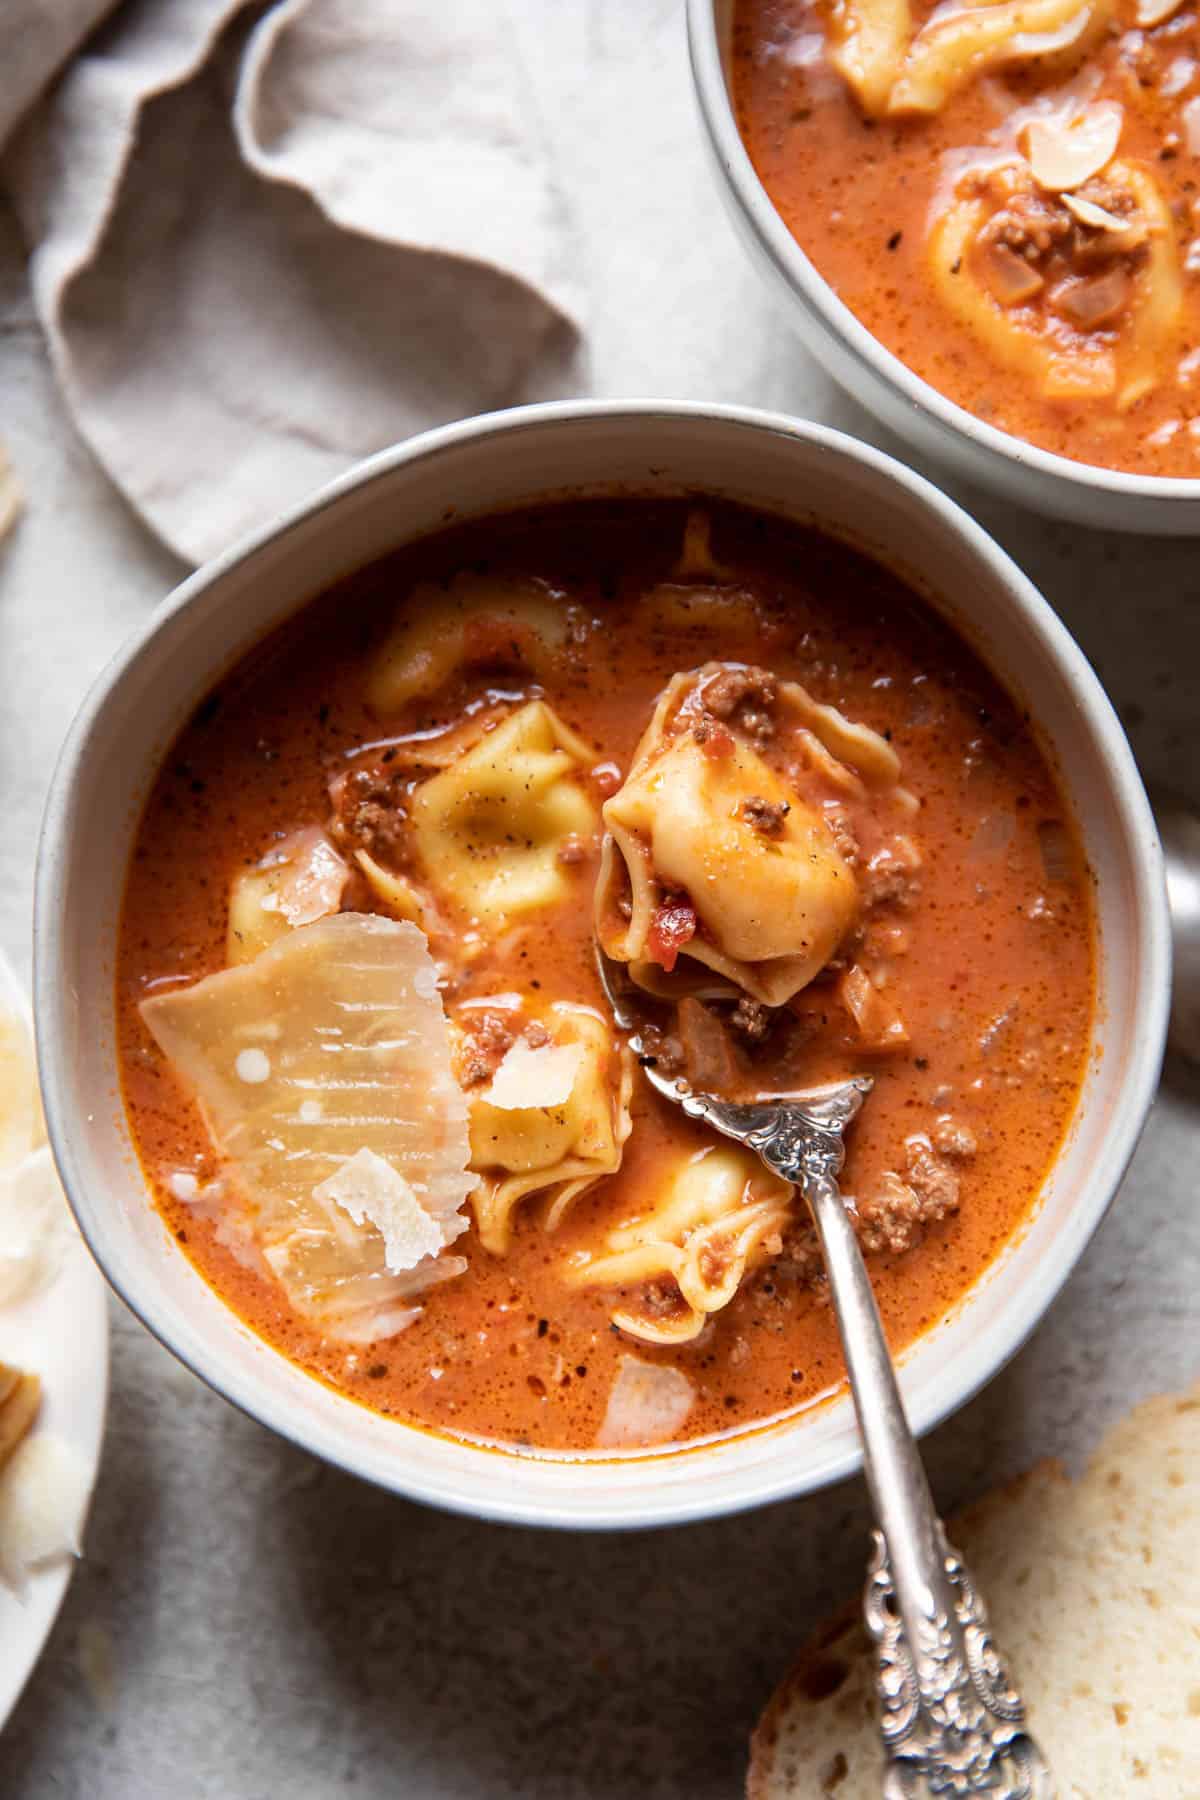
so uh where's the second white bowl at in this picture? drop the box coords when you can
[688,0,1200,534]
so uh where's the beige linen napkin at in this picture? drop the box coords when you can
[2,0,580,563]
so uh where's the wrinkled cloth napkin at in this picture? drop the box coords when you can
[1,0,582,561]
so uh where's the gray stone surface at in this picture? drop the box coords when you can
[0,86,1198,1797]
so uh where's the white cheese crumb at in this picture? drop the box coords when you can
[235,1047,271,1084]
[167,1171,199,1202]
[482,1038,584,1111]
[313,1148,444,1274]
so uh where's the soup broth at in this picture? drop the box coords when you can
[117,499,1095,1455]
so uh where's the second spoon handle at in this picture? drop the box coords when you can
[804,1167,1055,1798]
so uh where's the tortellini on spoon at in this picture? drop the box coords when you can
[595,664,902,1006]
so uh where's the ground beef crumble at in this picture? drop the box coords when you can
[741,795,790,837]
[329,764,410,861]
[699,666,777,744]
[863,838,922,908]
[932,1117,978,1159]
[729,996,773,1042]
[458,1011,517,1087]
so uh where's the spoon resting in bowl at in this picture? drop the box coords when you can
[597,949,1054,1797]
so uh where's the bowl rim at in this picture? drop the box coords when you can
[33,399,1171,1528]
[685,0,1200,506]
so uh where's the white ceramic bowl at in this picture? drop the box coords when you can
[688,0,1200,534]
[35,403,1169,1529]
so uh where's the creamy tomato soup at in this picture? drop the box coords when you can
[117,499,1094,1455]
[733,0,1200,475]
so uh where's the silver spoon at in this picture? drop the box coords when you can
[598,950,1055,1798]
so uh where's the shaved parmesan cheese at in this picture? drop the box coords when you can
[313,1148,444,1273]
[227,827,348,965]
[0,1149,76,1308]
[0,949,41,1172]
[482,1038,584,1111]
[1024,103,1123,193]
[596,1355,695,1450]
[140,914,474,1342]
[1061,191,1135,233]
[0,1431,90,1587]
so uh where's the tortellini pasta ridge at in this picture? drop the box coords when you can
[929,155,1182,409]
[412,700,600,925]
[567,1144,794,1345]
[365,571,575,714]
[458,1000,634,1254]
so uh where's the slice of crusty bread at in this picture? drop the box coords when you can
[748,1388,1200,1800]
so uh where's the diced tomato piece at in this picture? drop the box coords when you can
[699,723,735,760]
[646,896,698,973]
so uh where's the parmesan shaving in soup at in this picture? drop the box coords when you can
[226,827,348,965]
[140,914,473,1342]
[118,499,1095,1453]
[482,1039,585,1111]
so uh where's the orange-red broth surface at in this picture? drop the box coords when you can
[733,0,1200,475]
[117,501,1094,1454]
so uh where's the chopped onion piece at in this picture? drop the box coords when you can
[981,241,1046,306]
[595,1355,695,1449]
[1050,268,1131,329]
[968,812,1015,859]
[1038,819,1073,883]
[1024,102,1123,192]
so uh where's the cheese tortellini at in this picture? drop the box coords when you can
[567,1145,794,1345]
[929,153,1182,410]
[596,666,899,1006]
[459,1002,634,1254]
[365,572,574,713]
[412,701,599,924]
[829,0,1110,118]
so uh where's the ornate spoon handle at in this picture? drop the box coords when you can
[620,1045,1055,1796]
[760,1127,1055,1797]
